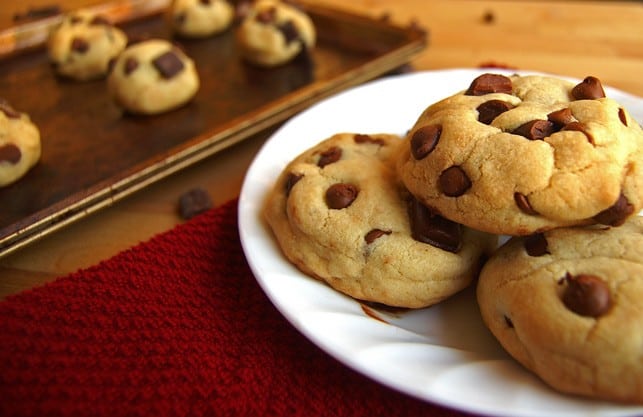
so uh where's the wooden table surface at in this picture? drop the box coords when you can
[1,0,642,298]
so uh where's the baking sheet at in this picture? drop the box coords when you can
[0,0,427,257]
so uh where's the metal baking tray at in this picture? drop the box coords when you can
[0,0,427,257]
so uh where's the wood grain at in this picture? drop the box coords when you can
[1,0,642,299]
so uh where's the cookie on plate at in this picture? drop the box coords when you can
[47,10,127,81]
[263,132,496,308]
[236,0,315,67]
[107,39,200,115]
[396,73,643,235]
[167,0,234,38]
[0,100,41,187]
[477,216,643,403]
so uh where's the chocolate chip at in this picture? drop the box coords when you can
[547,108,574,129]
[514,192,539,215]
[90,15,110,25]
[0,100,20,119]
[618,108,628,126]
[178,187,213,219]
[504,315,514,328]
[476,100,514,124]
[562,121,594,145]
[571,76,605,100]
[0,143,22,164]
[71,37,90,54]
[256,7,276,23]
[325,183,358,209]
[69,15,83,24]
[200,0,211,5]
[317,146,341,168]
[562,273,611,317]
[123,57,139,75]
[410,125,441,160]
[365,229,391,244]
[278,21,299,44]
[152,51,185,79]
[284,173,302,196]
[354,134,385,146]
[524,233,549,257]
[407,197,462,253]
[512,119,554,140]
[465,73,513,96]
[593,192,634,227]
[439,166,471,197]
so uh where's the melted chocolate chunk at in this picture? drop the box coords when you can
[0,143,22,164]
[354,134,385,146]
[255,7,276,23]
[524,233,549,257]
[514,192,539,215]
[562,273,611,317]
[476,100,514,125]
[284,173,303,196]
[0,100,20,119]
[512,120,554,140]
[325,183,358,209]
[593,192,634,227]
[124,57,139,75]
[407,197,462,253]
[410,125,441,160]
[364,229,391,244]
[618,108,628,126]
[547,108,574,130]
[317,146,341,168]
[90,15,111,25]
[571,76,606,100]
[178,187,213,220]
[152,51,185,79]
[465,73,513,96]
[562,121,595,145]
[439,166,471,197]
[200,0,212,5]
[278,21,299,44]
[71,37,90,54]
[504,315,514,328]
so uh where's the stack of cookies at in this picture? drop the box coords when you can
[263,72,643,404]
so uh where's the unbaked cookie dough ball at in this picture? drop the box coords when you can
[47,10,127,81]
[107,39,200,115]
[167,0,235,38]
[236,0,315,67]
[0,100,41,187]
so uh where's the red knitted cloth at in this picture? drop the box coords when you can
[0,199,470,417]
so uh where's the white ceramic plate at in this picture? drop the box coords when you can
[238,68,643,417]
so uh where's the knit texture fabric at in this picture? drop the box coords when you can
[0,199,470,417]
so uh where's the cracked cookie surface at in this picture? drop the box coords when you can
[395,73,643,235]
[477,216,643,403]
[263,132,496,308]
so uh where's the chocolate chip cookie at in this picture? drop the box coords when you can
[167,0,234,38]
[477,216,643,403]
[263,132,496,308]
[396,73,643,235]
[0,100,41,187]
[236,0,315,67]
[47,10,127,81]
[107,39,200,115]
